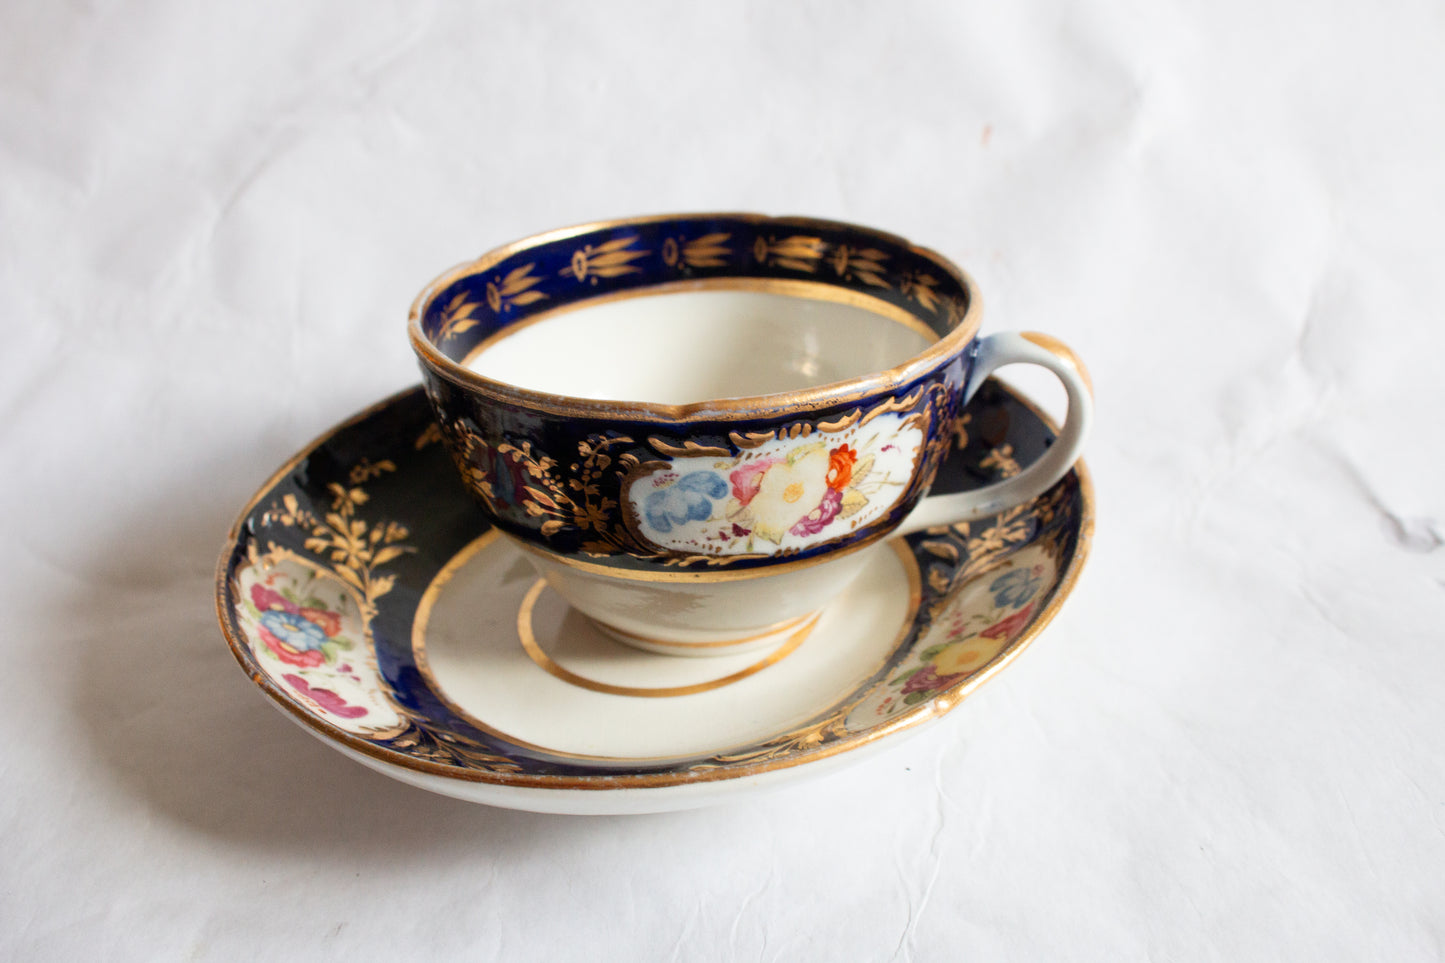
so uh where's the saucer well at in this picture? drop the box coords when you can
[216,379,1093,814]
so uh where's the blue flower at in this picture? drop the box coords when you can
[644,471,728,533]
[989,568,1042,608]
[259,610,329,652]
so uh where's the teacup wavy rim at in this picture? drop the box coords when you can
[407,212,983,422]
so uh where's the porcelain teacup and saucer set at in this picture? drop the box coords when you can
[217,214,1095,814]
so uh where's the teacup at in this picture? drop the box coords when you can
[409,214,1091,656]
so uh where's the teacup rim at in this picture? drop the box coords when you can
[407,212,983,422]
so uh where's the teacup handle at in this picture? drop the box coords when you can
[895,331,1093,535]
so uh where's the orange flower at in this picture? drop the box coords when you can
[300,607,342,637]
[826,444,857,491]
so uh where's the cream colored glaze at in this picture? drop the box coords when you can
[465,290,935,404]
[514,536,880,655]
[419,534,912,762]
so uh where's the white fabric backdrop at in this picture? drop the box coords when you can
[2,1,1442,959]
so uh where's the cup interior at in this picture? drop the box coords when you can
[466,289,936,404]
[412,214,975,407]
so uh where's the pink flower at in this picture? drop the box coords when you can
[729,458,778,506]
[901,663,963,696]
[980,602,1036,644]
[283,674,368,719]
[789,488,843,537]
[251,583,295,614]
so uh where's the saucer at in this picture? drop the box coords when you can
[216,378,1093,814]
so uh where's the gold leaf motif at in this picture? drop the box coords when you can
[260,467,416,625]
[560,236,650,283]
[334,564,366,593]
[945,296,968,326]
[951,413,971,453]
[922,541,960,562]
[499,263,539,293]
[829,245,891,289]
[728,429,778,450]
[485,262,548,313]
[525,486,559,510]
[857,386,929,426]
[349,459,396,485]
[683,232,731,268]
[372,545,407,567]
[980,445,1022,478]
[648,437,732,458]
[815,410,862,432]
[699,713,847,765]
[248,491,531,772]
[436,291,484,342]
[660,552,771,567]
[487,432,658,557]
[899,272,942,313]
[753,235,826,272]
[388,726,525,773]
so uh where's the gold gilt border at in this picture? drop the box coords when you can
[407,212,982,422]
[214,382,1094,791]
[456,277,941,371]
[514,580,817,697]
[406,534,918,765]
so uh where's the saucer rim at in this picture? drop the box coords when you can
[215,381,1094,792]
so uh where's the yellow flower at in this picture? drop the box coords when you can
[930,639,1003,676]
[732,445,830,544]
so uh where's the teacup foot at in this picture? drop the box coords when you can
[588,611,822,658]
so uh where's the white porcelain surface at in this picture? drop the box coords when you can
[517,534,882,656]
[419,535,912,762]
[465,289,935,402]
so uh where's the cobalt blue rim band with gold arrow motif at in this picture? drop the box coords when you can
[408,213,987,574]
